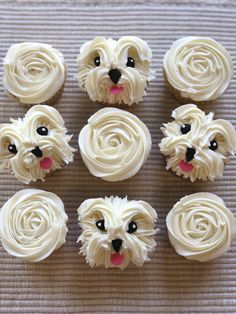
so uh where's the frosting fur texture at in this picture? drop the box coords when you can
[0,105,75,184]
[159,104,236,182]
[163,36,233,102]
[77,196,157,269]
[77,36,153,106]
[78,107,152,181]
[166,193,236,262]
[0,189,68,262]
[4,42,65,104]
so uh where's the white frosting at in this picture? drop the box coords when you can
[160,104,236,181]
[166,193,236,262]
[4,42,65,104]
[0,189,68,262]
[77,36,153,106]
[0,105,75,184]
[78,107,152,181]
[77,196,157,269]
[163,37,233,101]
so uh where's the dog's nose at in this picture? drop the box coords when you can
[31,146,43,158]
[108,69,122,84]
[186,147,196,162]
[112,239,123,252]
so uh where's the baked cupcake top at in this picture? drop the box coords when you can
[0,105,75,184]
[163,36,233,102]
[0,189,68,262]
[3,42,65,104]
[77,196,157,269]
[78,107,152,181]
[77,36,153,106]
[166,193,236,262]
[159,104,236,181]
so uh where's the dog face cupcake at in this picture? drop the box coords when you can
[159,104,236,182]
[77,36,153,106]
[3,42,66,105]
[0,105,75,184]
[166,193,236,262]
[163,37,233,102]
[0,189,68,262]
[77,196,157,269]
[79,107,152,181]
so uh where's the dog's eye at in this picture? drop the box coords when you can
[127,221,137,234]
[37,126,48,136]
[209,139,218,151]
[8,144,17,154]
[126,57,135,68]
[94,56,100,66]
[180,124,191,134]
[96,219,106,231]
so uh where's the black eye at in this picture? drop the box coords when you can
[209,139,218,151]
[37,126,48,136]
[181,124,191,134]
[127,221,137,234]
[96,219,106,231]
[94,56,100,66]
[126,57,135,68]
[8,144,17,154]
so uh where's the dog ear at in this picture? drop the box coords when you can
[78,198,112,223]
[208,119,236,155]
[77,37,111,65]
[115,36,152,62]
[23,105,66,137]
[172,104,207,122]
[0,122,22,166]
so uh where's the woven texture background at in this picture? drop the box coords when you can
[0,1,236,313]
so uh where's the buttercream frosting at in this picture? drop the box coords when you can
[77,196,157,269]
[0,189,68,262]
[78,107,152,181]
[4,42,65,104]
[163,36,233,101]
[166,193,236,262]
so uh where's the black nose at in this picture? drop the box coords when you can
[186,147,196,162]
[31,146,43,158]
[108,69,122,84]
[112,239,122,252]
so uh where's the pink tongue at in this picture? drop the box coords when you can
[179,160,194,172]
[110,253,124,266]
[109,86,124,95]
[40,157,53,170]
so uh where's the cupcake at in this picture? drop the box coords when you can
[78,107,152,181]
[166,193,236,262]
[163,36,233,103]
[77,196,157,269]
[0,105,75,184]
[159,104,236,182]
[0,189,68,262]
[3,42,66,105]
[76,36,154,106]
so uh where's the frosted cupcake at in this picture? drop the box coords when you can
[78,107,152,181]
[0,189,68,262]
[166,193,236,262]
[159,104,236,182]
[76,36,153,106]
[0,105,75,184]
[77,196,157,269]
[163,37,233,103]
[3,42,66,105]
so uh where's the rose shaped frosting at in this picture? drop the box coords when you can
[3,42,65,104]
[163,37,233,101]
[166,193,236,261]
[0,189,68,262]
[78,107,152,181]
